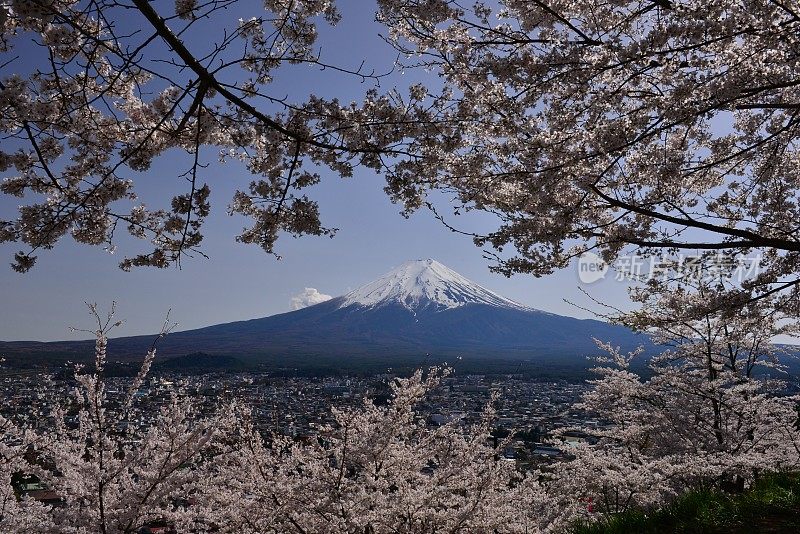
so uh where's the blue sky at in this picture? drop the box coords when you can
[0,1,634,341]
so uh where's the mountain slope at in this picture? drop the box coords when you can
[338,259,529,311]
[0,259,648,368]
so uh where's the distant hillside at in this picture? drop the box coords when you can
[156,352,251,372]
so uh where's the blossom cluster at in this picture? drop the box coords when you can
[0,0,419,271]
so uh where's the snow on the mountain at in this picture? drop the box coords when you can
[338,259,531,312]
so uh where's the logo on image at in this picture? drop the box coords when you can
[578,252,608,284]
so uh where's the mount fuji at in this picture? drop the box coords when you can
[1,260,648,372]
[337,259,530,312]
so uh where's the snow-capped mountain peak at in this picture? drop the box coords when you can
[338,259,529,312]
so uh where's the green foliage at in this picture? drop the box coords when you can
[572,473,800,534]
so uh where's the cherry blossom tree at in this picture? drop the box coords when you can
[0,0,427,272]
[5,0,800,302]
[206,368,552,533]
[1,310,560,532]
[555,270,800,523]
[0,413,55,532]
[373,0,800,310]
[0,305,236,533]
[3,300,799,531]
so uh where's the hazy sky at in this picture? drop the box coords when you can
[0,2,635,341]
